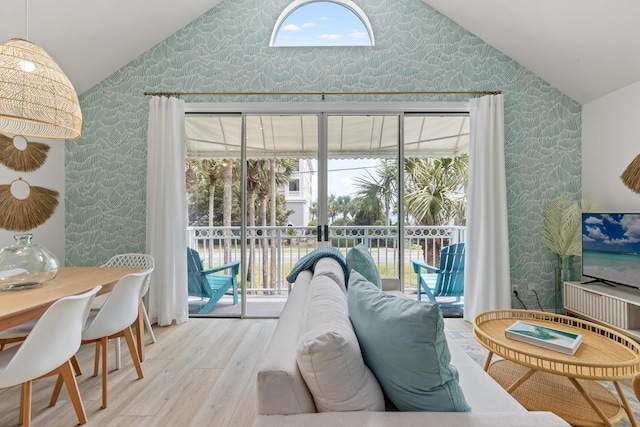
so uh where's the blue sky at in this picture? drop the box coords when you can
[582,214,640,253]
[274,2,371,47]
[310,158,380,199]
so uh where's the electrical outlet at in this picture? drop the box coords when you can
[512,285,518,294]
[528,283,537,295]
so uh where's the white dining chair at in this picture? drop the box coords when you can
[95,253,155,370]
[0,286,101,427]
[51,271,151,409]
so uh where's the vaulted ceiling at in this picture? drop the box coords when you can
[1,0,638,104]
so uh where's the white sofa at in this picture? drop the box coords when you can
[253,258,569,427]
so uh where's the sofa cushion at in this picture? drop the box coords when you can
[347,271,470,412]
[296,275,385,412]
[312,257,347,294]
[346,244,381,289]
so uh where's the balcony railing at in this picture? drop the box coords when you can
[187,225,466,296]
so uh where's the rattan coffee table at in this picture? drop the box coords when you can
[474,310,640,427]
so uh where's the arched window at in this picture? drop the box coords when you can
[270,0,374,47]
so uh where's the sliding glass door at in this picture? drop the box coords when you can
[185,114,244,317]
[325,114,401,287]
[243,114,320,316]
[185,102,469,318]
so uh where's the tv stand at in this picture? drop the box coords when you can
[581,278,617,287]
[565,281,640,341]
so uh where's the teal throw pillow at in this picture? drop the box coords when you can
[347,271,470,412]
[346,244,382,289]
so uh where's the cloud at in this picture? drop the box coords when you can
[584,216,603,225]
[319,34,342,40]
[349,29,368,39]
[605,237,633,245]
[282,24,301,32]
[621,215,640,239]
[603,214,619,225]
[586,225,606,240]
[302,23,316,28]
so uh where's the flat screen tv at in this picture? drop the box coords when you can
[582,213,640,289]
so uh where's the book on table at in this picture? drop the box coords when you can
[505,320,582,355]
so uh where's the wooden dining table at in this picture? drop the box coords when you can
[0,266,146,359]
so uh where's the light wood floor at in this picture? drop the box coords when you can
[0,318,473,427]
[0,318,280,427]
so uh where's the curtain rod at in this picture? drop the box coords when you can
[143,90,501,100]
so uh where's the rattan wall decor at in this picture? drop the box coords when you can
[621,154,640,195]
[0,134,50,172]
[0,177,59,231]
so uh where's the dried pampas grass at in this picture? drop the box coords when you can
[0,134,50,172]
[0,179,59,231]
[621,154,640,195]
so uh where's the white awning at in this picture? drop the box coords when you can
[185,113,468,159]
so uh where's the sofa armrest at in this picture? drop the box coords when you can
[257,270,316,415]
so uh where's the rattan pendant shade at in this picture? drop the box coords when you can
[0,38,82,139]
[621,154,640,195]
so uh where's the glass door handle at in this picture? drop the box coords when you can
[324,225,329,242]
[317,225,322,242]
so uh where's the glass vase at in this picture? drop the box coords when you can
[0,234,59,291]
[555,254,572,313]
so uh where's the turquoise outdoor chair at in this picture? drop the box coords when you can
[187,247,240,314]
[411,242,465,306]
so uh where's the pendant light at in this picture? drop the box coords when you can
[621,154,640,195]
[0,0,82,139]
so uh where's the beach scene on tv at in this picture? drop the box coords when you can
[582,213,640,288]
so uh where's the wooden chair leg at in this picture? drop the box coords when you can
[94,341,101,377]
[20,381,32,427]
[49,374,64,407]
[71,355,82,376]
[123,327,144,379]
[101,336,108,409]
[58,360,88,424]
[137,302,145,361]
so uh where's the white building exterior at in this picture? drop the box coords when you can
[283,159,315,226]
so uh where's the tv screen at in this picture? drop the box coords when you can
[582,213,640,288]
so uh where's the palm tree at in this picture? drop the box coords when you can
[247,158,295,291]
[404,155,468,261]
[185,160,198,227]
[245,159,269,288]
[336,195,352,224]
[205,160,224,227]
[257,159,295,290]
[353,156,468,260]
[404,155,468,226]
[327,194,339,225]
[222,159,233,262]
[309,201,318,222]
[352,181,385,225]
[269,159,295,289]
[352,160,397,226]
[185,159,225,227]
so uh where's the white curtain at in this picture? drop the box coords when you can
[146,96,189,326]
[464,94,511,322]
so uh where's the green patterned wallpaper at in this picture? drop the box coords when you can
[67,0,581,309]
